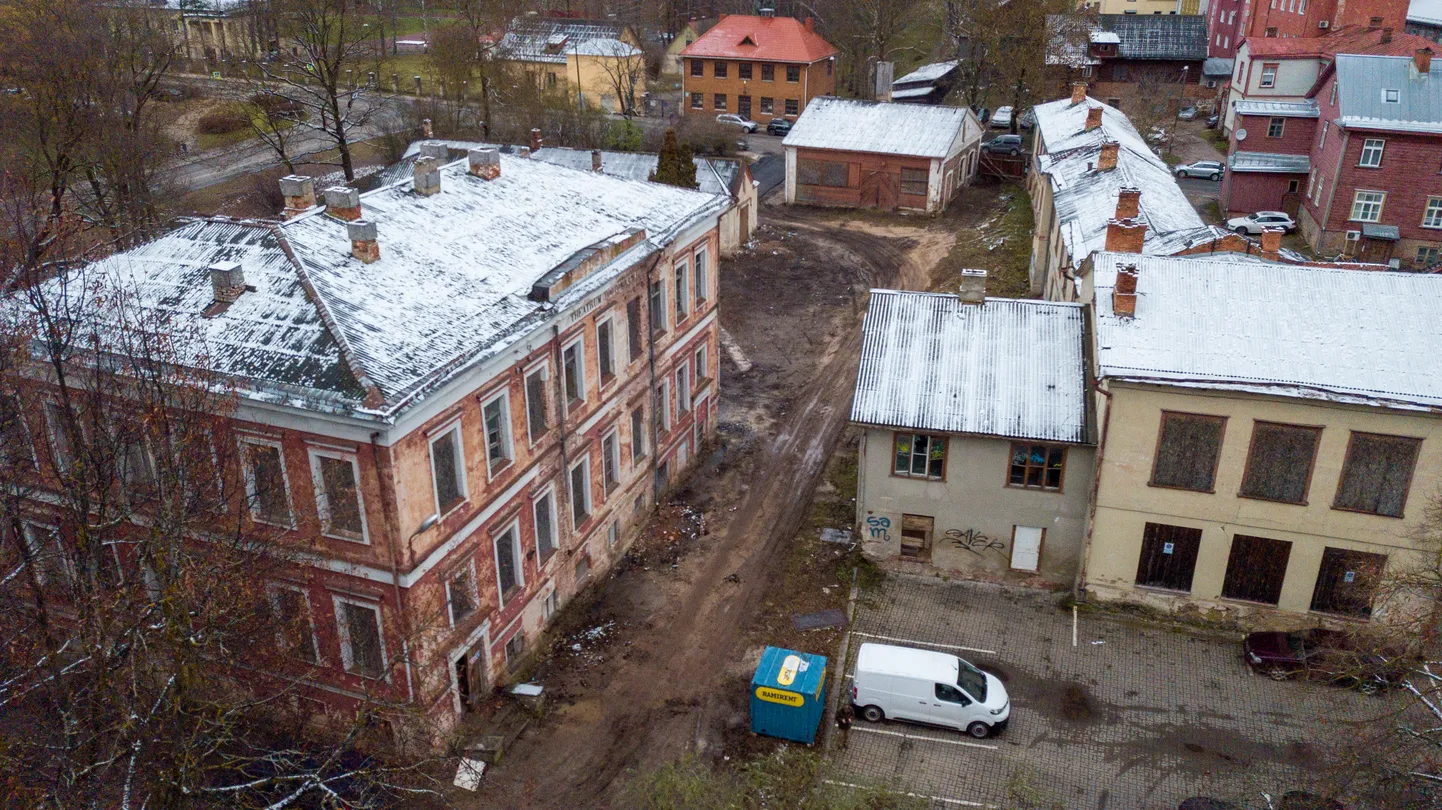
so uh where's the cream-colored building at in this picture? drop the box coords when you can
[143,0,269,62]
[663,19,717,75]
[850,284,1096,585]
[1079,251,1442,623]
[497,18,648,113]
[1079,0,1200,14]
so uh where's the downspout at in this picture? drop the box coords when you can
[1074,378,1112,604]
[551,324,571,545]
[371,431,415,706]
[646,255,663,506]
[1321,129,1349,251]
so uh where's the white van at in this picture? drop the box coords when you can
[850,642,1010,739]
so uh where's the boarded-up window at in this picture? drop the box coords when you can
[1134,522,1203,592]
[1310,547,1387,617]
[900,167,928,197]
[797,159,848,187]
[1239,422,1321,504]
[1150,412,1226,492]
[1221,534,1291,605]
[316,455,364,540]
[893,433,946,480]
[338,600,385,678]
[1334,432,1420,517]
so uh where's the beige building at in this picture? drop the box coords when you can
[1078,0,1200,14]
[146,0,270,62]
[850,284,1096,584]
[663,19,717,75]
[497,18,648,113]
[1079,251,1442,623]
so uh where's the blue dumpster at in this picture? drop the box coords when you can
[749,646,828,744]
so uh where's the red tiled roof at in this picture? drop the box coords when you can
[679,14,837,63]
[1245,24,1436,58]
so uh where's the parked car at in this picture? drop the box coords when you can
[982,134,1024,155]
[1177,105,1198,120]
[1018,109,1036,129]
[851,642,1010,739]
[1226,210,1296,234]
[1174,160,1225,181]
[970,104,991,124]
[991,105,1013,128]
[715,113,758,133]
[1243,628,1404,693]
[766,117,792,136]
[1206,113,1221,128]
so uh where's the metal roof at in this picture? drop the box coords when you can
[1363,223,1401,240]
[1235,99,1320,118]
[850,291,1090,444]
[893,60,960,86]
[1095,14,1208,60]
[1203,57,1235,77]
[530,146,741,197]
[1410,0,1442,27]
[783,97,977,159]
[497,18,629,64]
[1335,54,1442,134]
[1228,151,1312,173]
[1091,251,1442,411]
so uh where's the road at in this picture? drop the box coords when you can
[751,155,784,200]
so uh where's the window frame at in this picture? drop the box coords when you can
[308,448,369,544]
[673,257,689,322]
[785,64,800,82]
[480,390,515,478]
[444,558,480,626]
[1237,420,1323,506]
[602,428,621,494]
[1331,431,1422,518]
[0,394,37,472]
[693,246,709,306]
[1259,63,1278,88]
[690,92,703,110]
[268,583,321,663]
[690,59,704,77]
[760,96,773,114]
[630,406,648,461]
[20,521,68,586]
[596,316,617,384]
[332,595,388,680]
[1006,443,1068,492]
[695,344,709,382]
[891,432,948,481]
[239,436,296,529]
[428,420,468,517]
[1267,117,1285,138]
[1147,411,1228,494]
[1358,138,1385,168]
[569,454,593,530]
[626,297,644,362]
[43,401,76,474]
[1423,197,1442,229]
[1349,190,1386,223]
[785,98,799,116]
[676,360,691,415]
[899,167,929,197]
[649,278,667,333]
[656,379,671,433]
[492,518,524,604]
[524,361,550,445]
[713,93,727,111]
[713,60,727,79]
[761,63,774,81]
[738,62,752,80]
[562,334,587,408]
[533,486,559,562]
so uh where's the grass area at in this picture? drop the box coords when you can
[1197,198,1223,225]
[194,103,298,151]
[936,185,1036,299]
[1201,128,1229,152]
[1160,152,1182,166]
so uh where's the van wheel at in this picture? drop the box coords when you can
[966,721,991,739]
[860,705,885,723]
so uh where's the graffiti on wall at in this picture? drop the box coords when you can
[946,528,1006,557]
[865,516,892,543]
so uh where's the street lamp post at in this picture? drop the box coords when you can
[1169,65,1190,156]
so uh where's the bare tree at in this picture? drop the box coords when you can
[591,39,649,117]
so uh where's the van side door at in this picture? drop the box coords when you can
[931,683,975,731]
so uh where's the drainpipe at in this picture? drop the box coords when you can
[1073,378,1113,604]
[645,255,663,506]
[551,324,572,546]
[372,431,416,706]
[1321,130,1349,253]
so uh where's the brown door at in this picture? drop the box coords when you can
[857,169,899,211]
[1221,534,1292,604]
[1134,522,1203,592]
[455,645,489,712]
[1280,191,1301,217]
[1310,547,1387,617]
[738,203,750,241]
[900,514,934,561]
[738,94,752,119]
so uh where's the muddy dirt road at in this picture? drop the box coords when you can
[469,199,988,809]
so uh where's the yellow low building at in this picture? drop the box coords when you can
[663,19,717,75]
[1079,0,1200,14]
[1079,251,1442,625]
[146,0,270,62]
[497,17,648,114]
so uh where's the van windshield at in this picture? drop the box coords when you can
[957,662,988,703]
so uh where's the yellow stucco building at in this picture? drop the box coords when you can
[497,17,648,114]
[1079,0,1201,14]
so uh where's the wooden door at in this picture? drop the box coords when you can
[1011,526,1044,572]
[900,514,934,561]
[1134,522,1203,592]
[857,169,899,211]
[1221,534,1292,604]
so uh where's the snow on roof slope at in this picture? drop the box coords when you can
[498,18,629,64]
[1411,0,1442,26]
[1335,54,1442,134]
[1235,99,1319,118]
[783,97,973,158]
[1092,251,1442,410]
[893,60,960,86]
[1229,151,1311,173]
[851,291,1089,444]
[571,37,642,57]
[529,147,739,196]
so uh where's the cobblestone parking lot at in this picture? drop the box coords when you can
[834,576,1394,809]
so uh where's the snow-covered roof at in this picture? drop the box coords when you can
[1411,0,1442,26]
[890,86,937,100]
[162,0,249,12]
[1234,99,1319,118]
[497,18,630,64]
[893,60,960,86]
[1046,15,1102,67]
[782,97,974,159]
[1090,31,1121,44]
[53,154,728,420]
[571,37,642,57]
[530,146,741,197]
[1334,53,1442,134]
[1032,96,1209,266]
[1203,57,1235,77]
[851,291,1090,443]
[1229,151,1311,173]
[1092,251,1442,411]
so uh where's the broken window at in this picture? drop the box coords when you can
[630,407,647,460]
[649,279,666,333]
[563,339,586,406]
[797,159,848,188]
[1008,443,1065,491]
[243,441,293,526]
[482,394,512,471]
[602,431,620,494]
[893,433,946,480]
[597,318,615,382]
[570,457,592,528]
[674,259,689,321]
[447,562,478,624]
[494,524,522,602]
[1333,432,1420,517]
[525,366,549,442]
[1310,547,1387,617]
[694,248,708,306]
[627,297,644,361]
[1150,412,1226,492]
[900,168,928,197]
[1221,534,1292,604]
[313,453,365,541]
[1239,422,1320,504]
[429,424,466,514]
[676,363,690,415]
[534,489,557,560]
[1134,522,1203,592]
[337,599,385,679]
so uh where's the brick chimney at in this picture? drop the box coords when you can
[413,156,441,196]
[530,128,543,153]
[958,268,988,304]
[1104,217,1147,253]
[279,175,315,218]
[468,147,501,180]
[1097,140,1119,171]
[1417,47,1435,74]
[1112,263,1139,317]
[348,220,379,264]
[324,187,362,221]
[1115,186,1141,219]
[1382,27,1394,43]
[592,149,603,172]
[209,260,246,304]
[418,141,449,161]
[1260,226,1283,258]
[422,118,434,138]
[1085,105,1103,131]
[1071,82,1087,106]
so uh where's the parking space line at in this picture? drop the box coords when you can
[823,779,995,807]
[849,725,1000,750]
[852,632,997,656]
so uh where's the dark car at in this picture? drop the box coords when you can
[1243,628,1403,693]
[766,117,792,136]
[1206,113,1221,128]
[970,104,991,124]
[982,134,1023,155]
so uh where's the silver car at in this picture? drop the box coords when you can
[715,113,757,133]
[1225,210,1296,234]
[1175,160,1224,180]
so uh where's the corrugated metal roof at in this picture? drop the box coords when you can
[1203,57,1235,77]
[850,291,1089,443]
[783,97,976,158]
[1235,99,1319,118]
[1410,0,1442,27]
[1091,251,1442,410]
[1096,14,1208,60]
[497,18,628,64]
[1336,53,1442,133]
[1229,151,1311,173]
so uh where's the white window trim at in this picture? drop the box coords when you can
[569,453,593,530]
[602,427,621,493]
[533,485,560,560]
[1350,190,1386,223]
[444,557,480,627]
[523,361,550,448]
[118,436,158,496]
[676,360,691,415]
[1259,65,1277,88]
[492,518,525,602]
[562,334,588,408]
[657,379,671,431]
[480,390,515,479]
[428,420,468,517]
[332,594,389,681]
[21,521,65,585]
[268,583,321,663]
[650,277,668,332]
[631,406,648,462]
[673,258,690,320]
[1425,198,1442,229]
[693,246,709,304]
[307,448,370,544]
[239,437,295,529]
[43,402,74,473]
[695,344,709,382]
[1359,138,1385,168]
[596,316,617,382]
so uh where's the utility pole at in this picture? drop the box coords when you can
[1168,65,1189,156]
